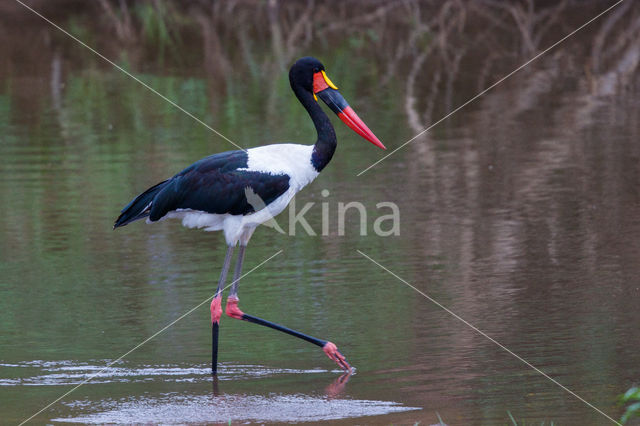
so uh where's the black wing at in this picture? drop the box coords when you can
[148,150,290,221]
[114,149,291,228]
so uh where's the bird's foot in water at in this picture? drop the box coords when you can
[210,295,223,324]
[225,296,245,319]
[323,342,351,372]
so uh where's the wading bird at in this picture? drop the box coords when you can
[114,57,385,374]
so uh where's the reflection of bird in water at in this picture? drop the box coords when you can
[325,371,352,399]
[211,375,220,397]
[114,57,385,375]
[210,371,352,401]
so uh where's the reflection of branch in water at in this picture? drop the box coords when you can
[50,49,62,112]
[284,0,314,66]
[443,48,465,117]
[574,7,640,126]
[50,48,74,145]
[591,0,632,74]
[405,47,432,133]
[476,50,498,92]
[403,1,469,135]
[317,2,397,37]
[481,0,569,58]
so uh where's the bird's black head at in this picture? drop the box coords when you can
[289,56,325,93]
[288,56,386,150]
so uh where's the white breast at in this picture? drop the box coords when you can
[243,143,319,190]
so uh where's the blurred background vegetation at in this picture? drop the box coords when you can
[2,0,639,127]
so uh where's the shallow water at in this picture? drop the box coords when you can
[2,361,419,423]
[2,3,640,425]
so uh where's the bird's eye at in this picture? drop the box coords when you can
[313,67,319,73]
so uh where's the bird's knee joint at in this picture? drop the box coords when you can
[210,296,223,324]
[225,297,245,319]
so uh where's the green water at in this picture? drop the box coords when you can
[2,3,640,424]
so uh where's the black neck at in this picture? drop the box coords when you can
[292,85,336,172]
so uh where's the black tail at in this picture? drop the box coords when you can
[114,180,169,229]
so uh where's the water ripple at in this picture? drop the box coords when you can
[0,360,332,386]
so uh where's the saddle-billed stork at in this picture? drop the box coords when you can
[114,57,386,374]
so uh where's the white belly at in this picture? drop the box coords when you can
[159,180,300,245]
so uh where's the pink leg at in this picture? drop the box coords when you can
[211,245,235,375]
[225,296,244,320]
[210,295,223,324]
[224,245,351,372]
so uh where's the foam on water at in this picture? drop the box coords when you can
[53,393,419,423]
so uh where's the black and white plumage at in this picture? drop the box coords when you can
[114,56,385,374]
[114,145,317,245]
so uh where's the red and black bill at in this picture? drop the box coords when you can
[313,71,386,150]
